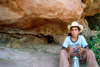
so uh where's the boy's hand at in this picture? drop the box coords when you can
[77,46,85,53]
[68,46,73,52]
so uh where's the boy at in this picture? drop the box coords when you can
[60,21,99,67]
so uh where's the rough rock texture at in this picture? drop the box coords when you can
[82,0,100,17]
[16,0,85,22]
[0,0,25,20]
[0,0,85,35]
[0,46,87,67]
[0,0,85,45]
[0,0,100,45]
[78,18,92,36]
[0,0,100,67]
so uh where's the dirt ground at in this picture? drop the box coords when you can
[0,44,87,67]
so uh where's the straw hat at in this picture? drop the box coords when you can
[68,21,83,32]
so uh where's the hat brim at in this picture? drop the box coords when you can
[68,25,83,32]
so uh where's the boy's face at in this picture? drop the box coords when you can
[70,27,80,37]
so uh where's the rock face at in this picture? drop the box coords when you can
[0,1,99,67]
[0,0,100,45]
[82,0,100,17]
[0,47,87,67]
[16,0,84,22]
[0,0,25,20]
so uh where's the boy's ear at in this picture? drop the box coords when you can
[78,30,81,33]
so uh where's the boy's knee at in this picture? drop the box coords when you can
[85,50,94,55]
[60,50,68,55]
[86,50,93,53]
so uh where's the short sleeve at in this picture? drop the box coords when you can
[81,35,88,48]
[62,37,69,48]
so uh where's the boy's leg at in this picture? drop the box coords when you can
[60,50,70,67]
[81,50,99,67]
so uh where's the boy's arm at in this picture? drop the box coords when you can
[62,46,73,52]
[77,46,89,53]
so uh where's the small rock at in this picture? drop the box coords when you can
[46,46,61,55]
[11,40,21,48]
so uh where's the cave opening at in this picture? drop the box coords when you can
[85,13,100,30]
[36,34,59,44]
[0,32,59,47]
[44,35,58,44]
[81,0,86,3]
[45,36,54,44]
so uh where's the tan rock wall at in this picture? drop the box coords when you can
[82,0,100,17]
[0,0,100,45]
[16,0,84,22]
[0,0,25,20]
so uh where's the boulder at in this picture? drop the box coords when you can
[46,46,61,55]
[0,0,100,46]
[11,39,21,48]
[82,0,100,17]
[0,0,25,20]
[16,0,84,22]
[53,34,68,45]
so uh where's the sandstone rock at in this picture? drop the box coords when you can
[0,46,87,67]
[0,34,7,42]
[0,17,68,35]
[6,42,12,47]
[53,34,68,45]
[79,18,91,36]
[0,47,60,67]
[46,46,61,55]
[0,0,25,20]
[0,0,85,38]
[0,0,99,66]
[16,0,84,22]
[0,17,68,44]
[11,39,21,48]
[20,35,48,45]
[0,0,99,47]
[0,59,19,67]
[82,0,100,17]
